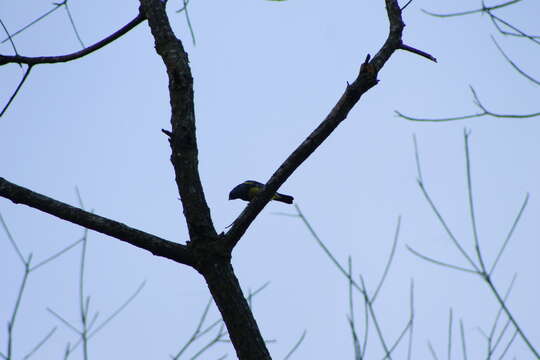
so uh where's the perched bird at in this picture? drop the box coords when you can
[228,180,294,204]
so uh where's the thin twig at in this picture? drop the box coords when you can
[406,245,476,274]
[428,341,439,360]
[372,216,401,301]
[407,280,414,360]
[1,4,63,43]
[47,308,81,334]
[181,0,196,45]
[7,259,31,359]
[459,319,468,360]
[0,213,25,263]
[491,37,540,86]
[30,237,83,271]
[489,194,529,275]
[347,257,362,360]
[0,64,33,118]
[283,330,307,360]
[88,281,146,338]
[416,180,480,271]
[23,327,57,360]
[464,129,487,273]
[0,18,18,55]
[487,12,540,44]
[447,308,453,360]
[63,1,85,48]
[421,0,522,18]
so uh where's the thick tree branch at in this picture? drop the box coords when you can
[199,259,272,360]
[0,177,195,266]
[140,0,216,244]
[0,13,145,66]
[225,0,433,249]
[139,1,266,359]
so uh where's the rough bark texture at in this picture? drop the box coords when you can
[198,258,272,360]
[0,177,195,266]
[139,1,270,358]
[140,0,216,244]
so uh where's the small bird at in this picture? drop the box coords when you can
[228,180,294,204]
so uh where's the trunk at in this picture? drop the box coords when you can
[200,260,271,360]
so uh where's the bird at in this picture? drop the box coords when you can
[228,180,294,204]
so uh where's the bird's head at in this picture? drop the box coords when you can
[228,186,242,200]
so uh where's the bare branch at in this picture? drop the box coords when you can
[1,4,63,44]
[487,13,540,44]
[406,245,477,274]
[459,319,468,360]
[373,216,401,301]
[0,177,195,266]
[0,212,25,264]
[23,327,57,360]
[400,44,437,62]
[464,129,487,273]
[398,86,540,123]
[283,330,307,360]
[141,0,217,245]
[422,0,522,18]
[63,1,85,49]
[225,0,435,249]
[489,194,528,275]
[0,13,145,66]
[0,18,19,56]
[88,281,146,339]
[491,36,540,86]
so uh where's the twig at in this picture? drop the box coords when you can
[0,18,18,55]
[489,194,528,275]
[406,245,476,274]
[283,330,307,360]
[447,308,453,360]
[407,280,414,360]
[464,129,487,273]
[428,341,439,360]
[63,1,85,48]
[1,4,63,44]
[0,213,25,263]
[400,44,437,62]
[0,64,32,117]
[491,36,540,86]
[459,319,468,360]
[421,0,522,18]
[23,327,57,360]
[372,216,401,301]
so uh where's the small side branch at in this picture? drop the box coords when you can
[400,44,437,62]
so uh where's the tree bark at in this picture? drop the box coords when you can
[198,258,271,360]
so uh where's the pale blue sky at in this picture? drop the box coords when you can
[2,0,540,359]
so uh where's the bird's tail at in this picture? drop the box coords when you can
[273,193,294,204]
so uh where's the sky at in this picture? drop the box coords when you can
[1,0,540,359]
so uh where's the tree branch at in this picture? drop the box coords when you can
[0,13,145,66]
[0,177,195,266]
[140,0,217,244]
[225,0,434,249]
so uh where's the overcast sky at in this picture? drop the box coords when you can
[2,0,540,359]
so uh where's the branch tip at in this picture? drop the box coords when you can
[400,44,437,62]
